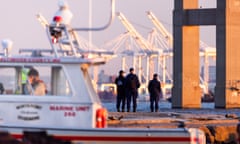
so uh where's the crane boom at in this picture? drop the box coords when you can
[116,12,152,51]
[146,11,173,48]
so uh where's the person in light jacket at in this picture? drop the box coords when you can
[25,68,47,96]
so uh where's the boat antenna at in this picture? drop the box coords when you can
[73,0,115,31]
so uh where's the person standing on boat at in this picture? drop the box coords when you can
[148,73,162,112]
[125,68,140,112]
[21,68,29,94]
[25,68,47,96]
[115,70,126,112]
[50,0,73,42]
[53,0,73,25]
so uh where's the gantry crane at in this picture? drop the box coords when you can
[116,12,153,51]
[146,11,217,94]
[146,11,174,95]
[146,11,173,48]
[147,29,173,81]
[116,12,162,87]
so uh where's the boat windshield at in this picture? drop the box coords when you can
[0,65,72,96]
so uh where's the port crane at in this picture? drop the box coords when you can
[146,11,216,94]
[147,29,173,96]
[116,12,153,51]
[146,11,175,96]
[116,12,162,88]
[146,11,173,48]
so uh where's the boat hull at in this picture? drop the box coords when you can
[0,126,206,144]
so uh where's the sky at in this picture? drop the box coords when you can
[0,0,216,75]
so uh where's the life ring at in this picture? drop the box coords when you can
[96,108,107,128]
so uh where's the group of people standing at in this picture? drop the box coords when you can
[115,68,162,112]
[115,68,140,112]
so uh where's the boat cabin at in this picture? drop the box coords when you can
[0,9,112,129]
[0,47,107,129]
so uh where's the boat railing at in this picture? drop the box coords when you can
[36,0,116,58]
[18,48,77,58]
[19,49,54,55]
[73,0,115,31]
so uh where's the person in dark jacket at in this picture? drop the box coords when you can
[0,82,4,94]
[115,70,126,112]
[125,68,140,112]
[148,73,162,112]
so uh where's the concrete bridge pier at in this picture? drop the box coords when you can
[172,0,201,108]
[215,0,240,108]
[172,0,240,108]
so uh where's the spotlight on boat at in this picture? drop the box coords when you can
[1,39,13,57]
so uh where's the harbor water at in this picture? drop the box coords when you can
[103,100,214,112]
[103,100,240,117]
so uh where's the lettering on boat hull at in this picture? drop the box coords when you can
[49,105,90,117]
[16,104,42,121]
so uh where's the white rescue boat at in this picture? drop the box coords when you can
[0,0,206,143]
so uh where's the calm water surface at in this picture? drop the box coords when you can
[103,101,240,116]
[103,101,214,112]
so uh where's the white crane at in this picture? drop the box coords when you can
[146,11,217,95]
[147,29,173,80]
[116,12,162,88]
[146,11,173,48]
[116,12,153,51]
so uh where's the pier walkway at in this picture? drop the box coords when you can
[108,110,240,143]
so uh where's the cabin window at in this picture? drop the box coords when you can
[0,68,15,94]
[0,66,72,96]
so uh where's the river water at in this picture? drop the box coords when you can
[103,101,214,112]
[103,101,240,117]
